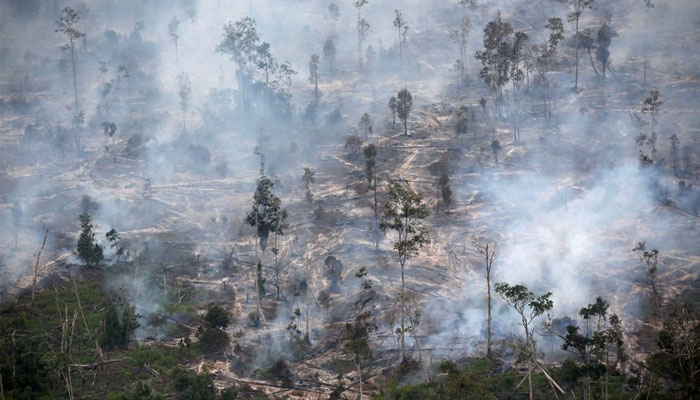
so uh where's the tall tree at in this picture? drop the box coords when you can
[641,90,662,163]
[328,2,340,21]
[359,113,373,138]
[302,167,315,204]
[364,144,379,248]
[216,17,260,108]
[177,72,191,133]
[55,7,86,124]
[595,22,618,79]
[495,283,555,400]
[323,36,337,73]
[396,89,413,136]
[388,96,397,127]
[168,16,181,63]
[245,176,288,313]
[642,0,654,84]
[472,239,496,359]
[475,12,513,117]
[11,201,22,248]
[308,54,320,104]
[354,0,371,70]
[343,267,376,399]
[393,10,408,72]
[560,0,595,89]
[77,214,104,268]
[380,181,430,362]
[451,0,473,87]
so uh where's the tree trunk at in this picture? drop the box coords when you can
[304,256,311,344]
[314,77,319,104]
[400,258,405,362]
[373,168,378,249]
[574,12,580,89]
[30,230,48,308]
[70,39,79,114]
[486,267,492,359]
[357,356,362,400]
[414,333,430,383]
[254,209,261,323]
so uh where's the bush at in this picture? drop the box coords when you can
[172,367,217,400]
[204,305,230,330]
[101,302,139,350]
[197,304,231,352]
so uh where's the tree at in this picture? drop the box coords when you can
[343,267,377,399]
[101,301,139,350]
[172,368,217,399]
[345,134,363,156]
[308,54,320,104]
[143,178,153,215]
[437,174,452,211]
[633,241,661,313]
[359,113,373,138]
[670,134,680,176]
[364,144,379,247]
[388,96,398,127]
[328,2,340,21]
[197,304,230,351]
[177,72,191,132]
[256,42,277,87]
[105,228,124,262]
[455,106,477,142]
[393,10,409,71]
[556,297,626,400]
[101,122,117,146]
[354,0,371,70]
[77,214,103,268]
[451,2,472,87]
[510,30,529,140]
[55,7,86,121]
[216,17,260,109]
[641,91,662,163]
[11,201,21,248]
[396,89,413,136]
[495,283,555,400]
[595,22,618,79]
[647,302,700,398]
[380,181,430,362]
[560,0,595,89]
[245,176,288,313]
[302,167,315,204]
[168,16,181,62]
[490,139,501,166]
[642,0,654,84]
[472,239,496,359]
[323,36,337,73]
[475,12,513,117]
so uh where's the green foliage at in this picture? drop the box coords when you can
[375,371,497,400]
[101,301,140,350]
[197,305,230,352]
[77,213,104,267]
[204,304,230,330]
[245,176,288,252]
[396,89,413,135]
[647,302,700,398]
[380,181,430,265]
[172,367,217,400]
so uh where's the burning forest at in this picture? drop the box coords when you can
[0,0,699,398]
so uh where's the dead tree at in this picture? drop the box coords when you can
[472,238,496,359]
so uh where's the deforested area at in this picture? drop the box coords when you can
[0,0,699,398]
